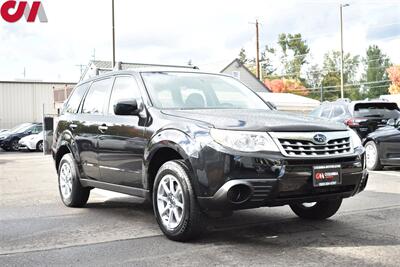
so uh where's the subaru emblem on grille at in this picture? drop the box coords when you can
[313,133,327,144]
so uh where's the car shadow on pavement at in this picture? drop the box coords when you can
[199,208,400,249]
[81,196,399,249]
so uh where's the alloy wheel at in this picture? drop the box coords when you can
[59,162,73,199]
[38,142,43,152]
[11,140,19,151]
[365,143,377,169]
[157,174,185,230]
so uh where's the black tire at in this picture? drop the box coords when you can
[290,199,342,220]
[36,141,44,152]
[58,153,90,207]
[10,139,19,151]
[365,141,383,171]
[153,160,205,241]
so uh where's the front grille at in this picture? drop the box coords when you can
[278,137,351,156]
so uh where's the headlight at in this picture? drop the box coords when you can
[210,129,279,152]
[349,129,362,149]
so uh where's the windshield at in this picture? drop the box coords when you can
[354,102,400,118]
[141,72,270,110]
[10,123,32,134]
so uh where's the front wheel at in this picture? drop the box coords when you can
[153,160,205,241]
[10,139,19,151]
[290,199,342,220]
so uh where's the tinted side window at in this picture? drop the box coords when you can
[31,125,42,134]
[320,107,331,118]
[108,76,141,114]
[331,106,345,118]
[64,83,90,114]
[82,78,113,115]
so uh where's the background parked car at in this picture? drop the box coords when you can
[310,100,400,139]
[363,119,400,170]
[18,130,51,152]
[0,123,43,151]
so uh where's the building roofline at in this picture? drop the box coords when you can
[0,80,76,85]
[220,58,271,92]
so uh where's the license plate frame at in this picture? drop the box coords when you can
[312,164,342,187]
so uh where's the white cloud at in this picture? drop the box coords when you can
[0,0,398,82]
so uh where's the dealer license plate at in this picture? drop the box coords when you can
[312,164,342,187]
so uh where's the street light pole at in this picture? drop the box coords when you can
[112,0,116,69]
[340,3,349,99]
[255,19,260,80]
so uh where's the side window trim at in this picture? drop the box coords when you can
[63,81,91,114]
[76,81,93,114]
[106,75,144,116]
[79,77,114,115]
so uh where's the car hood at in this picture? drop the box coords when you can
[161,109,348,132]
[0,131,11,138]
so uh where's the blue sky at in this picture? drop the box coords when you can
[0,0,399,82]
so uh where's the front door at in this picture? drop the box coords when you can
[77,77,114,180]
[379,127,400,164]
[98,76,146,188]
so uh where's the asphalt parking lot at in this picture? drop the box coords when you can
[1,151,400,266]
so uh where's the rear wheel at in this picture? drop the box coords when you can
[290,199,342,220]
[365,141,383,170]
[58,153,90,207]
[153,160,205,241]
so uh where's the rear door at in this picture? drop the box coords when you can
[77,77,114,180]
[97,75,147,188]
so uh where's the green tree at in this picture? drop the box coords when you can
[362,45,391,98]
[305,64,323,100]
[238,48,248,64]
[278,33,310,79]
[260,45,276,79]
[321,50,360,101]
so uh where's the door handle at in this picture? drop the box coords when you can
[69,124,78,130]
[98,125,108,132]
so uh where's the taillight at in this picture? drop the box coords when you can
[345,117,368,127]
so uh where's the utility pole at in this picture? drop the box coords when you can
[92,48,96,61]
[255,19,260,80]
[111,0,116,69]
[340,4,349,99]
[75,64,85,76]
[320,84,324,102]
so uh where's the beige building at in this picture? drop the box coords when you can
[0,80,75,129]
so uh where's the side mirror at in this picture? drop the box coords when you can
[114,99,140,116]
[387,119,396,126]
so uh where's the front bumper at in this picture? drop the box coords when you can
[18,139,36,150]
[195,145,367,211]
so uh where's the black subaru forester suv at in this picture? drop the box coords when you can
[53,69,368,241]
